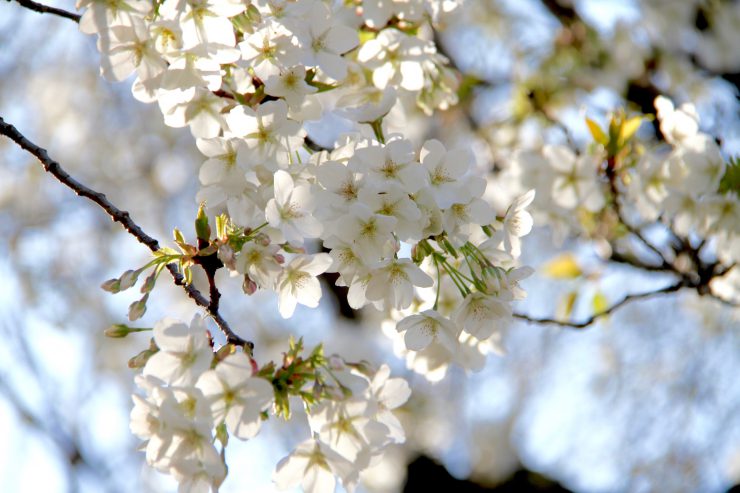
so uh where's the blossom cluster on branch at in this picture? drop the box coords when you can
[3,0,736,491]
[74,0,537,491]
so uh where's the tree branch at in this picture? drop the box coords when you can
[8,0,81,22]
[0,116,252,350]
[513,280,687,329]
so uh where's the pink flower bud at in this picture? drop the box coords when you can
[242,275,257,295]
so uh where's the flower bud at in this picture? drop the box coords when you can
[128,293,149,321]
[128,347,157,369]
[140,271,157,294]
[119,269,140,290]
[242,275,257,295]
[100,278,121,293]
[328,355,345,371]
[195,202,211,242]
[218,244,236,271]
[104,324,132,338]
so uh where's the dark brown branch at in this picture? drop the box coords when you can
[513,280,687,329]
[0,116,251,350]
[605,156,675,270]
[540,0,579,25]
[608,250,674,273]
[8,0,81,22]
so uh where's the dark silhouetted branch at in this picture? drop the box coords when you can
[0,116,251,349]
[9,0,81,22]
[514,280,687,329]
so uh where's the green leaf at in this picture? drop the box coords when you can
[154,247,179,257]
[308,80,339,93]
[586,117,608,146]
[556,291,578,321]
[719,157,740,197]
[618,116,643,146]
[173,228,186,245]
[216,213,228,239]
[195,202,211,241]
[358,29,376,44]
[542,253,582,279]
[592,291,608,315]
[215,423,229,447]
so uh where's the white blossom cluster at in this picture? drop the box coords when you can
[79,0,539,489]
[131,316,411,492]
[274,362,411,493]
[509,96,739,299]
[79,0,534,372]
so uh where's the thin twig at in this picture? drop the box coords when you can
[513,280,687,329]
[8,0,81,22]
[0,117,251,349]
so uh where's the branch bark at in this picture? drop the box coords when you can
[8,0,81,22]
[0,116,252,350]
[513,280,687,329]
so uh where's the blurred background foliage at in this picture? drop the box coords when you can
[0,0,738,492]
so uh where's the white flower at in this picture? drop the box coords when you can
[358,183,422,241]
[336,86,397,123]
[154,386,221,476]
[396,309,459,352]
[239,23,298,80]
[163,0,244,52]
[130,375,167,442]
[335,203,397,264]
[276,253,333,318]
[350,139,428,194]
[357,29,427,91]
[273,437,359,493]
[158,87,226,138]
[264,65,318,108]
[236,242,282,288]
[667,134,725,196]
[77,0,151,35]
[655,95,699,145]
[196,136,254,213]
[419,139,471,208]
[99,18,166,82]
[315,160,362,218]
[544,145,605,212]
[365,259,434,310]
[489,190,535,258]
[225,100,303,163]
[143,316,213,386]
[369,364,411,443]
[294,4,358,80]
[308,399,388,463]
[266,170,322,244]
[441,178,496,241]
[196,353,274,440]
[324,237,365,285]
[452,292,511,340]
